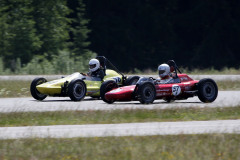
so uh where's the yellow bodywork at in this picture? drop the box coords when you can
[36,69,122,96]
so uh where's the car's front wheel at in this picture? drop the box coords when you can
[125,76,140,85]
[197,78,218,103]
[68,79,86,101]
[100,80,118,104]
[30,77,47,100]
[136,82,156,104]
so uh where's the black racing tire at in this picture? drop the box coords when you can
[68,79,86,101]
[100,80,118,104]
[197,78,218,103]
[137,82,156,104]
[30,77,47,101]
[125,76,140,85]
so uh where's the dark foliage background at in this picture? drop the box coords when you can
[85,0,240,71]
[1,0,240,73]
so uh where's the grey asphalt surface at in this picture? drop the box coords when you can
[0,76,239,139]
[0,120,239,139]
[0,91,239,113]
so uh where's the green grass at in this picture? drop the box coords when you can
[0,134,239,160]
[0,80,240,98]
[217,80,240,90]
[0,107,240,127]
[0,80,31,98]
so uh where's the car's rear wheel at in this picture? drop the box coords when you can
[30,77,47,101]
[125,76,140,85]
[137,82,156,104]
[68,79,86,101]
[197,78,218,103]
[100,80,118,104]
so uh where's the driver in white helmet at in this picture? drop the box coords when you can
[87,59,105,80]
[156,63,173,84]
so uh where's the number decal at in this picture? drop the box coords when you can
[172,85,181,96]
[113,77,121,83]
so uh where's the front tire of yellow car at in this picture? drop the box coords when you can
[68,79,86,101]
[30,77,48,101]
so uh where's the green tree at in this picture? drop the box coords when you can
[0,0,42,71]
[0,4,11,62]
[0,0,71,71]
[70,0,91,56]
[32,0,70,58]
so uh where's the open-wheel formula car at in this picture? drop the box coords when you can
[30,56,140,101]
[100,60,218,104]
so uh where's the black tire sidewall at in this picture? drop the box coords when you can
[125,76,140,85]
[197,78,218,103]
[100,80,118,103]
[68,79,86,101]
[137,82,156,104]
[30,77,47,100]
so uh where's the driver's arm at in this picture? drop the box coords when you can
[96,70,105,80]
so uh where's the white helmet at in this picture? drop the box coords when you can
[158,63,170,78]
[89,59,100,72]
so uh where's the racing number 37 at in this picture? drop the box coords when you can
[172,85,181,96]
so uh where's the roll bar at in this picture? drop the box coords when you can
[167,60,182,78]
[96,56,125,78]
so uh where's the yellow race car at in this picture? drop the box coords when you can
[30,56,139,101]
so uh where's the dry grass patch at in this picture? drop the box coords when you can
[0,107,240,127]
[0,134,239,160]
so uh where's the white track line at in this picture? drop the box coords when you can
[0,120,239,139]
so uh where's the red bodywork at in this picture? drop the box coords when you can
[105,74,199,102]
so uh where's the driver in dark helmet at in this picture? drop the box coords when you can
[87,58,105,80]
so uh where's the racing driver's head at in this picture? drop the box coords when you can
[89,59,100,72]
[158,63,170,79]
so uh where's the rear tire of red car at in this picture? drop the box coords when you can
[100,80,118,104]
[68,79,86,101]
[125,76,140,85]
[137,82,156,104]
[30,77,48,101]
[197,78,218,103]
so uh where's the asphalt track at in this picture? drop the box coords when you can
[0,91,239,113]
[0,90,240,139]
[0,120,240,139]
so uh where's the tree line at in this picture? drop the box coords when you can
[0,0,93,74]
[0,0,240,74]
[85,0,240,71]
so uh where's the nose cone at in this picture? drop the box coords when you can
[105,86,135,101]
[36,81,63,95]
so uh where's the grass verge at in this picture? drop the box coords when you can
[0,107,240,127]
[0,134,239,159]
[0,80,31,98]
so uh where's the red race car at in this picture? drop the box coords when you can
[100,60,218,104]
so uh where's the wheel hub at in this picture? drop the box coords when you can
[203,82,215,98]
[143,86,154,99]
[73,83,85,98]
